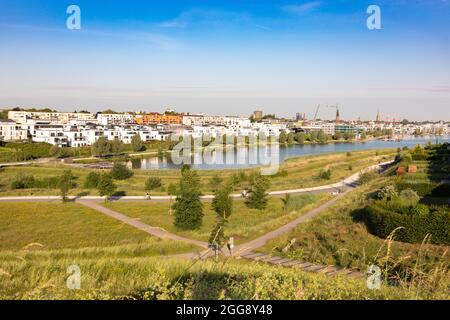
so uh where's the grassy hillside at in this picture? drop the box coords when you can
[1,250,447,300]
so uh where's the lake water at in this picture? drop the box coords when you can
[129,136,450,171]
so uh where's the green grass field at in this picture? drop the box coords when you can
[2,253,446,300]
[103,194,331,244]
[0,149,397,196]
[0,202,196,253]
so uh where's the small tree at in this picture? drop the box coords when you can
[97,174,117,200]
[245,174,270,210]
[279,131,287,144]
[209,181,234,259]
[287,132,294,144]
[110,139,125,156]
[91,136,111,157]
[111,162,134,180]
[209,174,223,192]
[131,134,143,152]
[84,171,101,189]
[173,168,204,230]
[58,170,74,202]
[295,132,305,144]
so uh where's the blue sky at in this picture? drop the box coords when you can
[0,0,449,120]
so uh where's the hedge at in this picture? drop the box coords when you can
[395,181,438,197]
[363,202,450,245]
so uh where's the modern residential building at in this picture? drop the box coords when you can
[97,113,135,125]
[8,110,96,124]
[135,113,182,125]
[0,119,28,141]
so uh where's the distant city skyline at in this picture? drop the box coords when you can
[1,0,449,121]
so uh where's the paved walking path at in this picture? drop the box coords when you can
[234,187,354,255]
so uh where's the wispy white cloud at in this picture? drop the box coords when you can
[159,8,250,28]
[282,1,322,15]
[0,23,182,51]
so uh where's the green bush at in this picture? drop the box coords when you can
[317,169,331,180]
[363,202,450,245]
[145,177,162,190]
[376,185,398,201]
[84,172,101,189]
[111,162,134,180]
[399,189,420,205]
[10,174,35,189]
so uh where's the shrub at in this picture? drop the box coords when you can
[145,177,162,190]
[10,174,35,189]
[363,202,449,245]
[376,185,398,201]
[399,189,420,205]
[317,169,331,180]
[111,162,134,180]
[84,172,101,189]
[359,171,377,185]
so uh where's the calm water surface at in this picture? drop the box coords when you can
[129,136,450,170]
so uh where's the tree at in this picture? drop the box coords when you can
[111,162,134,180]
[58,170,74,202]
[287,132,294,144]
[173,168,204,230]
[211,182,233,219]
[279,131,287,144]
[295,132,305,144]
[97,174,117,200]
[209,181,234,252]
[91,136,111,157]
[110,138,125,156]
[317,130,328,144]
[209,174,223,192]
[131,134,143,152]
[310,131,318,142]
[245,174,270,210]
[376,185,398,201]
[84,171,100,189]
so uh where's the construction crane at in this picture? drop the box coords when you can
[313,104,320,121]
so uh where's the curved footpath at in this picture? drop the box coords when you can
[0,161,393,202]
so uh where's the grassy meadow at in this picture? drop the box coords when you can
[103,194,331,244]
[0,149,397,196]
[0,202,197,252]
[2,253,447,300]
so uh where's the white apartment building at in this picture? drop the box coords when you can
[182,115,251,127]
[97,113,135,125]
[0,120,28,141]
[8,111,96,124]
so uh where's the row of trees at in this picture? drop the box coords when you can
[91,135,144,157]
[279,131,358,145]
